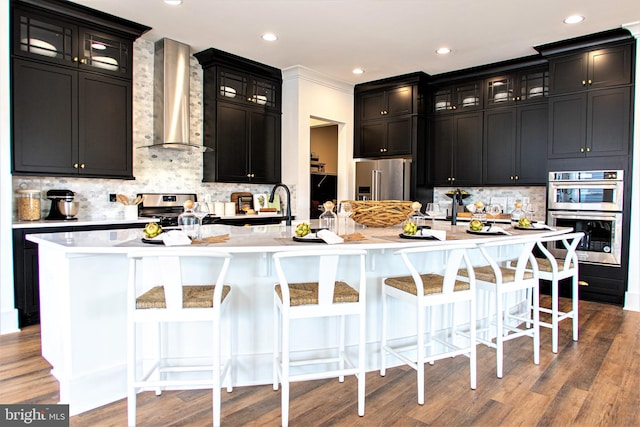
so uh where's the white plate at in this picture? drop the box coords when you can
[91,56,119,71]
[251,95,268,105]
[462,97,478,105]
[21,38,57,57]
[494,92,508,101]
[220,86,236,98]
[529,86,544,94]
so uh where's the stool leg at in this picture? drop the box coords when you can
[273,297,280,391]
[380,287,388,376]
[533,282,540,365]
[469,296,477,390]
[551,277,559,353]
[281,311,290,427]
[496,290,504,379]
[417,300,425,405]
[572,274,579,342]
[213,315,222,427]
[358,307,366,417]
[339,314,345,383]
[127,321,136,427]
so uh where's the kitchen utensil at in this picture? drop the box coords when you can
[58,201,79,219]
[116,194,129,205]
[45,189,75,220]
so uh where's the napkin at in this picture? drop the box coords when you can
[417,229,447,240]
[532,223,555,231]
[317,229,344,245]
[488,226,511,235]
[162,230,193,246]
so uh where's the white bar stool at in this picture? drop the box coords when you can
[127,249,232,427]
[380,242,477,405]
[272,249,367,427]
[458,236,540,378]
[533,232,584,353]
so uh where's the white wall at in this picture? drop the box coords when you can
[0,0,19,333]
[281,66,354,220]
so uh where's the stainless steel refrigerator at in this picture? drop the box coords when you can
[355,159,411,200]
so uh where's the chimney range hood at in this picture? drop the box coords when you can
[139,38,209,152]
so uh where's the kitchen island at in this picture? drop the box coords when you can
[27,223,570,415]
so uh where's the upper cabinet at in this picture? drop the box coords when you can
[354,73,428,159]
[10,0,149,178]
[548,45,632,95]
[536,30,635,160]
[484,68,549,108]
[195,47,282,184]
[432,80,482,113]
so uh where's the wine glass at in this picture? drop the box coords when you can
[489,204,501,226]
[425,203,440,228]
[524,203,536,221]
[192,202,210,239]
[337,201,353,235]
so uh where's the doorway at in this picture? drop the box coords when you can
[310,119,338,218]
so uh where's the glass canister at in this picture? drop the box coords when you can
[16,189,41,221]
[318,201,337,232]
[510,199,525,226]
[178,200,198,238]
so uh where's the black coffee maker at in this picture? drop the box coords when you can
[46,189,75,220]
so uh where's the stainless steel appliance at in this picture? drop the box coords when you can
[547,170,623,266]
[137,193,219,227]
[355,158,411,201]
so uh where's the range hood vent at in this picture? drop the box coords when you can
[139,38,209,152]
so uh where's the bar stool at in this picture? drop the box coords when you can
[127,249,232,427]
[272,249,367,427]
[458,236,540,378]
[532,232,584,353]
[381,242,477,405]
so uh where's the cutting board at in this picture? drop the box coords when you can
[253,193,280,211]
[230,192,252,213]
[458,212,511,219]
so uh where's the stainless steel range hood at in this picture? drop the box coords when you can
[140,38,209,152]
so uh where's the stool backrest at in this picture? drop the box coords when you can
[128,249,232,310]
[394,243,477,295]
[535,232,584,273]
[273,249,367,307]
[476,236,540,282]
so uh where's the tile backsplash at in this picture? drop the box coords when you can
[12,39,292,220]
[434,186,547,222]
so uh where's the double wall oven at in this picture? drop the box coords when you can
[547,170,623,266]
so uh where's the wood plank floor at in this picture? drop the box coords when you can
[1,296,639,426]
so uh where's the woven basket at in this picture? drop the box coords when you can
[345,200,414,227]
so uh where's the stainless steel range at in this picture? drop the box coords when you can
[137,193,219,227]
[547,170,623,266]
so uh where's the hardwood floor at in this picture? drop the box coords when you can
[1,296,639,426]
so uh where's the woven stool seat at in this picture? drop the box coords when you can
[275,281,358,306]
[385,273,469,296]
[535,257,573,273]
[458,264,534,283]
[137,285,231,309]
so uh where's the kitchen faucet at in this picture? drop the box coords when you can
[269,183,292,226]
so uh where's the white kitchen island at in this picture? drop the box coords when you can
[27,223,570,415]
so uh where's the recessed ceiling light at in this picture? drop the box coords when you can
[262,33,278,42]
[352,68,364,75]
[564,15,585,24]
[436,47,451,55]
[164,0,182,5]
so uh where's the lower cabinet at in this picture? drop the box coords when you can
[483,103,548,185]
[12,223,143,327]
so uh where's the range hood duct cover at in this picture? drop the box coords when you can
[142,38,208,152]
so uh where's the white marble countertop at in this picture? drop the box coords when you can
[12,217,152,229]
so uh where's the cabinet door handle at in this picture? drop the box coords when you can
[73,57,79,62]
[510,175,514,180]
[73,163,78,169]
[580,147,585,153]
[515,175,519,180]
[588,79,593,85]
[582,80,586,86]
[452,105,457,110]
[451,177,455,182]
[586,147,591,152]
[80,58,87,64]
[80,164,85,169]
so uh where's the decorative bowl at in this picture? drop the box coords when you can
[345,200,414,228]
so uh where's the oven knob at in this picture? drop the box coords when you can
[603,246,611,253]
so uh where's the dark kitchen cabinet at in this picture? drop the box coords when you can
[354,73,427,160]
[432,80,482,113]
[548,86,631,159]
[484,68,549,108]
[195,47,282,184]
[10,0,149,178]
[12,222,144,327]
[12,59,133,177]
[483,103,548,185]
[548,44,632,95]
[431,111,483,187]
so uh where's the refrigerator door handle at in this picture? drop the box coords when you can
[371,170,382,201]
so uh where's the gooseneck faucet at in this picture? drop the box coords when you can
[269,183,292,226]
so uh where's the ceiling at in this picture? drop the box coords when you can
[72,0,638,84]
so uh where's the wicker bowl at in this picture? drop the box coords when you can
[345,200,414,228]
